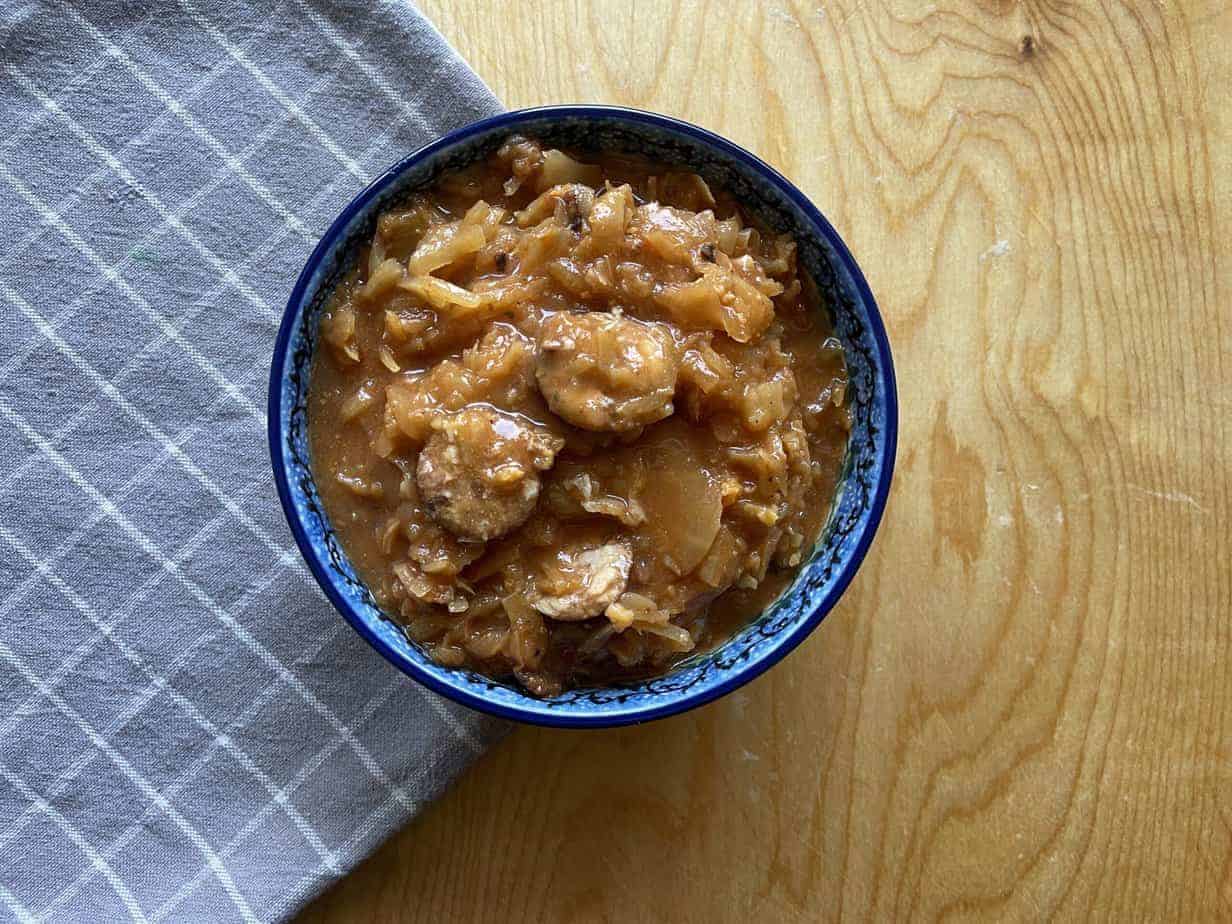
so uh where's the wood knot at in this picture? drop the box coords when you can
[1019,34,1037,58]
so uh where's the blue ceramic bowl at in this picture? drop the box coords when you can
[269,105,896,728]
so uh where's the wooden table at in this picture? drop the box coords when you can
[302,2,1231,920]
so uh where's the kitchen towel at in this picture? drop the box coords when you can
[0,1,509,920]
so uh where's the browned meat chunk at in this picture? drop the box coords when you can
[529,542,633,621]
[536,312,678,432]
[417,407,564,541]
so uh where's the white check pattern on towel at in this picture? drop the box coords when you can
[0,2,507,920]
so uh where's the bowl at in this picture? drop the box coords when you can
[269,105,897,728]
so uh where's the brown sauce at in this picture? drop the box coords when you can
[308,137,850,697]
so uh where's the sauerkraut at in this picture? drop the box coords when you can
[309,137,850,696]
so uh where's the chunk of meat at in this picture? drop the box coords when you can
[536,311,678,432]
[417,407,564,541]
[529,542,633,621]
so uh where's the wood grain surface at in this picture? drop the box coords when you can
[301,1,1232,920]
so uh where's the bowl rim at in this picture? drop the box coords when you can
[268,104,898,728]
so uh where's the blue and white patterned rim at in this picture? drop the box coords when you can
[268,105,898,728]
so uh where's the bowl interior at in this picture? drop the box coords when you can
[270,107,896,727]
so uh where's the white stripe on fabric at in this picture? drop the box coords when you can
[15,559,324,920]
[0,881,35,924]
[0,38,112,154]
[57,2,316,243]
[290,0,432,135]
[275,769,413,919]
[7,63,280,322]
[0,462,280,755]
[0,401,407,813]
[420,688,486,755]
[0,103,417,774]
[0,280,308,581]
[0,639,257,924]
[0,6,162,156]
[175,0,370,182]
[0,23,247,275]
[0,162,265,424]
[0,763,149,923]
[152,672,412,922]
[51,621,353,919]
[0,61,344,402]
[0,628,213,856]
[0,525,338,882]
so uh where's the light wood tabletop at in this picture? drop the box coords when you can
[302,1,1231,920]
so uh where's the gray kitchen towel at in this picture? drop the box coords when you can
[0,2,510,920]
